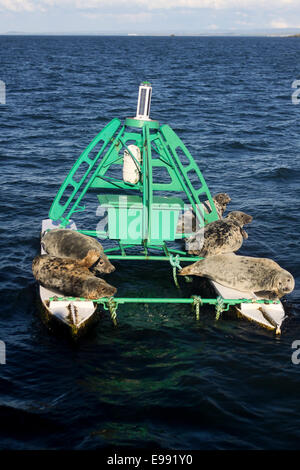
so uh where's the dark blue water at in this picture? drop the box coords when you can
[0,36,300,450]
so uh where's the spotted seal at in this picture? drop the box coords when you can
[32,253,117,300]
[186,211,253,257]
[179,253,295,299]
[41,229,115,275]
[205,193,232,219]
[176,193,231,234]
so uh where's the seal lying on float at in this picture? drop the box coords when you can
[32,252,117,300]
[41,229,115,274]
[176,193,232,234]
[179,253,295,299]
[186,211,252,257]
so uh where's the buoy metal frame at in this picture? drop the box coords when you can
[49,82,219,249]
[46,83,281,330]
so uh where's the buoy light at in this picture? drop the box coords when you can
[135,81,152,120]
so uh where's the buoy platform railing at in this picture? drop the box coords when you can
[48,294,280,326]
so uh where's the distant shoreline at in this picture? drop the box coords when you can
[1,33,300,37]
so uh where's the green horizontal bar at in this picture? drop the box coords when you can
[104,245,132,254]
[77,230,107,237]
[74,235,189,258]
[167,248,191,256]
[48,296,280,305]
[108,297,197,304]
[106,255,203,262]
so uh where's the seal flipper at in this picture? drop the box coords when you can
[78,249,101,268]
[254,290,279,300]
[241,229,248,240]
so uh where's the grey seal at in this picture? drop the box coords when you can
[205,193,232,219]
[179,253,295,299]
[176,193,231,234]
[41,229,115,275]
[186,211,253,257]
[32,253,117,300]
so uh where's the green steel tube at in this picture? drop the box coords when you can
[104,297,201,304]
[66,123,125,222]
[103,245,134,254]
[49,296,280,305]
[105,255,203,262]
[105,298,279,305]
[77,230,107,237]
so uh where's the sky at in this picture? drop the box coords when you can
[0,0,300,34]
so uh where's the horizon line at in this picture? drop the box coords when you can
[1,31,300,37]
